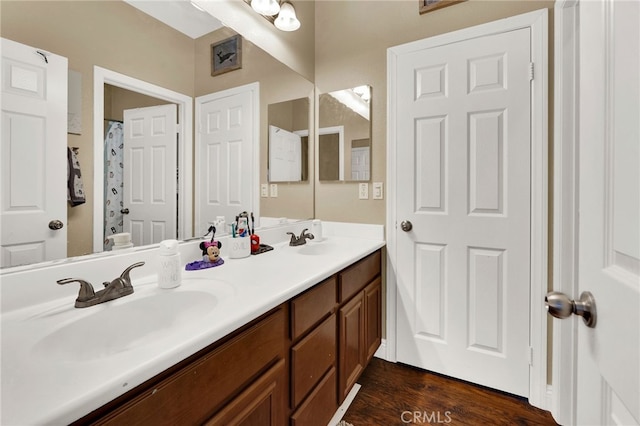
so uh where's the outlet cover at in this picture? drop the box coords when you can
[359,183,369,199]
[270,183,278,198]
[261,184,268,198]
[373,182,383,200]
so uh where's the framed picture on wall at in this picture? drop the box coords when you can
[211,35,242,76]
[419,0,466,14]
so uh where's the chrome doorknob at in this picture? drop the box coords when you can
[545,291,597,328]
[48,220,64,230]
[400,220,413,232]
[121,208,130,215]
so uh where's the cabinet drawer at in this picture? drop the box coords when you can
[94,308,286,425]
[291,314,336,407]
[205,359,287,426]
[290,275,337,340]
[339,250,381,302]
[290,367,337,426]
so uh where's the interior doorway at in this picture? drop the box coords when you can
[92,66,193,253]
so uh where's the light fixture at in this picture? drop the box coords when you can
[274,1,300,32]
[251,0,280,16]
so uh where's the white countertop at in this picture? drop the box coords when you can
[1,223,384,425]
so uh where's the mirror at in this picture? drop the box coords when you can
[0,1,314,268]
[268,98,310,182]
[318,85,372,181]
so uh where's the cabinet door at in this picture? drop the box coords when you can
[338,291,365,402]
[205,359,287,426]
[364,277,382,363]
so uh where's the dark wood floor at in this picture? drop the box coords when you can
[341,358,558,426]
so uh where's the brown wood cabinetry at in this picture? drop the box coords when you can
[289,277,338,425]
[338,253,382,402]
[81,307,288,426]
[75,249,382,426]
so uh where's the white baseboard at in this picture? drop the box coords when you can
[327,383,361,426]
[374,339,388,361]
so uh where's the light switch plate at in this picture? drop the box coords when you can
[373,182,383,200]
[261,184,269,198]
[269,183,278,198]
[359,183,369,200]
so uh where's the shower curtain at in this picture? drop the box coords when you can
[104,121,124,250]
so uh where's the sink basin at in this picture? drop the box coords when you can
[32,279,234,361]
[296,241,335,256]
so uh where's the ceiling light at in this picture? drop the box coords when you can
[274,2,300,32]
[251,0,280,16]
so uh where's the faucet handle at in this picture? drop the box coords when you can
[119,261,145,288]
[57,278,96,302]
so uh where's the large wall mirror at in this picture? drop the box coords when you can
[0,1,314,268]
[318,85,372,181]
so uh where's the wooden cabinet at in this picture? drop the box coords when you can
[80,307,288,426]
[364,277,382,363]
[339,291,365,402]
[289,277,338,425]
[338,252,382,402]
[205,359,286,426]
[74,249,382,426]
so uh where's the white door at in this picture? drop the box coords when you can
[269,125,302,182]
[576,0,639,423]
[395,28,532,396]
[122,104,177,247]
[351,146,370,180]
[1,38,67,267]
[196,84,257,234]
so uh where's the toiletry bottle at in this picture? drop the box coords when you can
[158,239,181,289]
[311,219,323,241]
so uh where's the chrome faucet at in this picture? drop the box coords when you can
[287,229,315,246]
[57,261,145,308]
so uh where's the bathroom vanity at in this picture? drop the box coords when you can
[0,221,384,425]
[75,249,381,425]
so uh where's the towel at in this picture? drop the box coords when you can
[67,147,86,206]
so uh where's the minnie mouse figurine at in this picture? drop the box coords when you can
[200,240,222,263]
[185,225,224,270]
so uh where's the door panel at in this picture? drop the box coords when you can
[395,28,532,396]
[197,88,254,232]
[1,38,67,267]
[577,0,640,423]
[123,104,177,247]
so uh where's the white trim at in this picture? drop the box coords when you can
[93,66,193,253]
[386,8,549,409]
[551,1,580,425]
[373,338,388,361]
[194,82,260,234]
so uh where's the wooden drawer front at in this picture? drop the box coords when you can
[95,308,286,425]
[290,275,337,340]
[205,359,287,426]
[290,367,337,426]
[291,314,336,407]
[339,250,381,303]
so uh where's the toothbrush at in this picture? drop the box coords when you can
[250,212,255,236]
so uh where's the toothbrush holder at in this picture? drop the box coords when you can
[228,236,251,259]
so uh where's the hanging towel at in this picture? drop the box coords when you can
[67,147,86,206]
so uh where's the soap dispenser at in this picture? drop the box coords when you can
[158,239,181,289]
[311,219,324,242]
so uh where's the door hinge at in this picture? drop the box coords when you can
[528,346,534,365]
[529,62,534,81]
